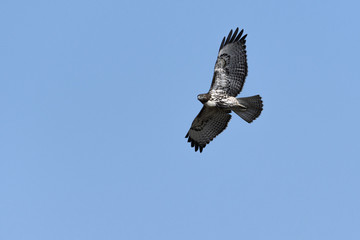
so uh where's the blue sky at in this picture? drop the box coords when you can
[1,0,360,239]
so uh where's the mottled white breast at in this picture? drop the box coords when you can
[205,100,217,107]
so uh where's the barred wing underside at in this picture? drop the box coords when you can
[210,28,248,96]
[185,106,231,152]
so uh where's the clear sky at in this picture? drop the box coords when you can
[1,0,360,239]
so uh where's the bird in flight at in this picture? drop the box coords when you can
[185,28,263,153]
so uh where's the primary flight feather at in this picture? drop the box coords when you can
[185,28,263,153]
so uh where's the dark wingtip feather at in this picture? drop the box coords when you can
[234,29,244,42]
[240,34,247,43]
[185,135,205,153]
[219,28,246,51]
[224,29,233,45]
[229,27,239,42]
[219,37,225,51]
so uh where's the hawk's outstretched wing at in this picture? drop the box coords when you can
[210,28,248,96]
[185,106,231,152]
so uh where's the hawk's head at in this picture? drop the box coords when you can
[197,93,210,104]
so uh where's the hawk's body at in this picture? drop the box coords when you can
[185,28,263,153]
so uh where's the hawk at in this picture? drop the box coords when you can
[185,28,263,152]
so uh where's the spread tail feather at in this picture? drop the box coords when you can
[232,95,263,123]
